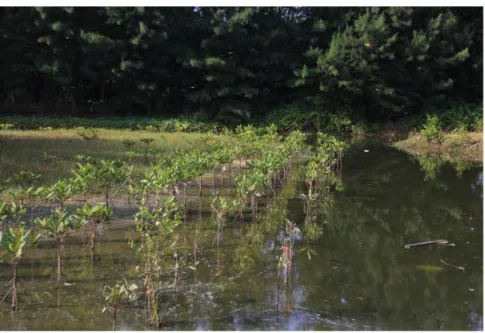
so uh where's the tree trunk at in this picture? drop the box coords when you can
[11,262,17,311]
[57,238,63,286]
[112,307,117,331]
[90,226,96,262]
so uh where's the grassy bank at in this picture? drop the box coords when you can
[393,132,483,163]
[0,128,224,187]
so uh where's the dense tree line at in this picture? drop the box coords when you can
[0,7,482,123]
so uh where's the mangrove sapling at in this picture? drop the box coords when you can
[25,187,45,244]
[71,162,97,203]
[140,137,155,166]
[210,196,237,247]
[46,179,75,212]
[75,204,113,261]
[6,171,41,205]
[302,157,319,224]
[0,201,26,229]
[35,208,84,286]
[133,196,181,327]
[95,159,128,209]
[103,279,138,330]
[0,223,35,311]
[122,139,136,150]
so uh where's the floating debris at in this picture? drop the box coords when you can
[404,239,453,249]
[440,259,465,271]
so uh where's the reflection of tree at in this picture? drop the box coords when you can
[416,154,445,180]
[413,152,481,181]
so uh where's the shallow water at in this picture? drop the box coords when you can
[0,142,482,330]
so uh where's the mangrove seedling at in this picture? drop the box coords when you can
[0,201,26,229]
[103,279,138,330]
[42,152,56,166]
[46,179,75,212]
[6,171,41,205]
[140,137,155,166]
[95,159,129,209]
[210,196,237,247]
[75,204,113,261]
[122,139,136,150]
[0,223,35,311]
[71,162,97,202]
[25,187,45,244]
[35,208,84,286]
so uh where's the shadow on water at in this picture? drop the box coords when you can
[0,141,482,330]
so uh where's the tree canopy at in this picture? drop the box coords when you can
[0,7,482,123]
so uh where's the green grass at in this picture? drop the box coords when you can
[393,131,483,163]
[0,128,227,187]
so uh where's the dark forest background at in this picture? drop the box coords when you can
[0,7,482,125]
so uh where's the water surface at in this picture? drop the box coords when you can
[0,142,482,330]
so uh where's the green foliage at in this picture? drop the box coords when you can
[76,127,99,140]
[418,102,483,131]
[35,207,84,238]
[0,8,480,127]
[0,116,223,133]
[264,103,353,132]
[420,114,444,143]
[102,279,138,313]
[0,223,32,262]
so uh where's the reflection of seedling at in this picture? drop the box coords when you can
[103,279,138,330]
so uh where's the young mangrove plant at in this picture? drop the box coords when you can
[25,187,45,244]
[122,139,136,150]
[35,208,84,286]
[75,204,113,261]
[95,159,130,209]
[0,201,26,230]
[46,179,75,212]
[134,194,181,327]
[302,156,319,225]
[140,137,155,166]
[234,171,267,223]
[0,222,35,311]
[6,171,41,205]
[103,279,138,330]
[71,161,97,203]
[210,196,237,247]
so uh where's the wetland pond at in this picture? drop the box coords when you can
[0,141,482,330]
